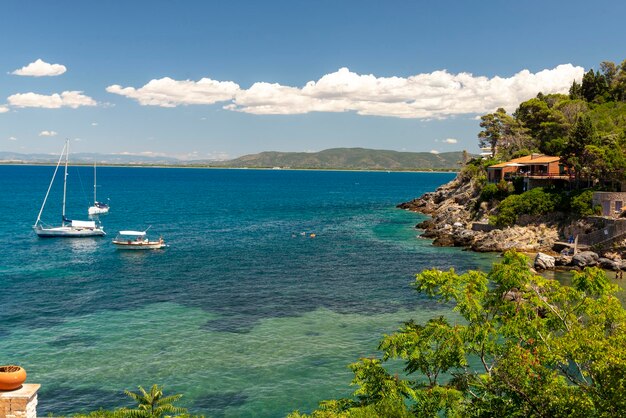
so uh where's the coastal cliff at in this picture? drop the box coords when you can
[398,173,560,253]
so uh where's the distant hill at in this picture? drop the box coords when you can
[214,148,468,170]
[0,148,469,170]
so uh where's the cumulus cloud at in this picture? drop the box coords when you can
[8,136,17,141]
[0,105,8,113]
[8,91,96,109]
[106,77,240,107]
[443,138,458,144]
[39,130,58,137]
[91,122,98,126]
[430,150,440,154]
[12,59,67,77]
[106,64,584,119]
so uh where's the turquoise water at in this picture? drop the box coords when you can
[0,166,496,416]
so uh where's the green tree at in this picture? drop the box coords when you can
[119,385,187,418]
[581,69,605,102]
[514,97,569,155]
[569,80,583,100]
[478,108,532,159]
[562,115,598,187]
[291,252,626,417]
[613,59,626,101]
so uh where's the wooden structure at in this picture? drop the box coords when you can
[487,154,567,183]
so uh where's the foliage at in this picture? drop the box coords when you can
[490,188,560,227]
[478,108,533,160]
[291,252,626,417]
[459,157,499,184]
[569,190,595,217]
[69,385,195,418]
[118,385,187,418]
[479,180,514,203]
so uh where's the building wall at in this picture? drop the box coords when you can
[593,192,626,217]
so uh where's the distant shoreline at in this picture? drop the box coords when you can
[0,162,460,173]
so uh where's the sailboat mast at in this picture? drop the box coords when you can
[93,161,97,204]
[62,139,69,225]
[35,140,67,225]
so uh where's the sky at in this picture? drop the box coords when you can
[1,0,625,160]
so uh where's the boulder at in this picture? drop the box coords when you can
[433,234,455,247]
[571,251,599,268]
[598,258,621,271]
[453,229,477,247]
[555,255,573,266]
[534,253,556,270]
[416,220,433,229]
[602,251,621,261]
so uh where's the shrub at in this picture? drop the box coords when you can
[491,188,560,227]
[479,183,499,202]
[570,190,595,216]
[479,181,514,203]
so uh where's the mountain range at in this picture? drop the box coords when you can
[0,148,469,171]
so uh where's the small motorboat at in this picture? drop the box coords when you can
[112,229,166,250]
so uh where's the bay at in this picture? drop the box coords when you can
[0,166,496,417]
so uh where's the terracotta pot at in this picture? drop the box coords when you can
[0,365,27,390]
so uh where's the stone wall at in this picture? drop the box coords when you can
[0,384,39,418]
[593,192,626,217]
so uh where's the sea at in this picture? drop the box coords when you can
[0,165,498,417]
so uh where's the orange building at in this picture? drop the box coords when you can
[487,154,568,183]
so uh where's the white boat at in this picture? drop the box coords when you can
[34,139,106,238]
[112,229,166,250]
[88,162,110,215]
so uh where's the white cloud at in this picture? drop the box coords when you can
[39,130,58,137]
[0,105,9,113]
[106,77,240,107]
[430,150,440,154]
[106,64,584,119]
[8,136,17,141]
[8,91,96,109]
[12,59,67,77]
[443,138,458,144]
[91,122,98,126]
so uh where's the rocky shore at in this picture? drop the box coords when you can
[534,250,626,272]
[397,174,560,253]
[398,174,626,271]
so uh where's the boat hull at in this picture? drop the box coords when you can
[112,240,166,250]
[88,206,110,215]
[34,225,106,237]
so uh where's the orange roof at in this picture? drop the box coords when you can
[488,155,561,169]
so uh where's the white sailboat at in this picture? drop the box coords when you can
[88,161,110,215]
[34,139,106,237]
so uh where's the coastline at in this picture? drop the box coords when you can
[0,161,459,173]
[397,173,626,272]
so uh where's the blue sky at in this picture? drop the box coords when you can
[1,0,624,160]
